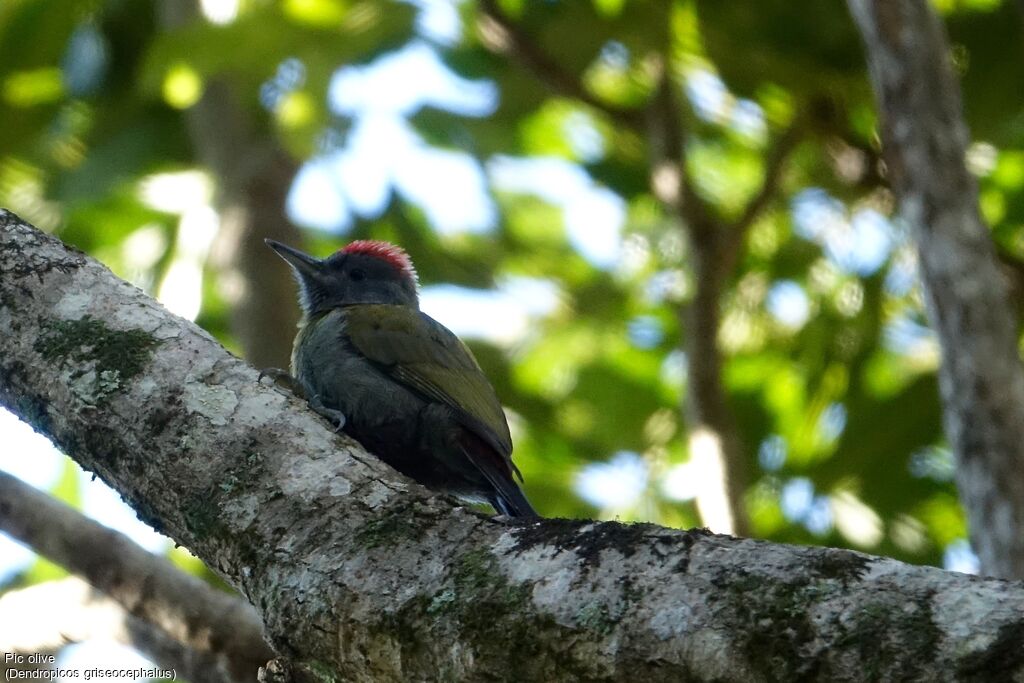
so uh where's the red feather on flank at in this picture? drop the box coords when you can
[341,240,418,284]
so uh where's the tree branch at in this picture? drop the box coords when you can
[475,0,646,129]
[645,65,750,536]
[849,0,1024,579]
[0,470,273,681]
[0,577,242,683]
[3,210,1024,679]
[647,67,719,240]
[723,118,805,264]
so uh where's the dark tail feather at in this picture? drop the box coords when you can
[457,430,540,518]
[492,485,540,519]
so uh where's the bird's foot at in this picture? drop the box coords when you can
[258,369,345,431]
[308,394,347,432]
[258,367,308,398]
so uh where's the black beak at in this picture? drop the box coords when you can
[265,239,322,278]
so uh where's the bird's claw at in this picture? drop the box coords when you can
[258,367,308,397]
[259,369,345,431]
[305,393,346,430]
[308,394,347,432]
[320,407,347,432]
[257,367,288,383]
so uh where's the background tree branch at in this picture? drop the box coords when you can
[638,59,749,535]
[652,77,805,538]
[3,210,1024,680]
[723,118,806,263]
[849,0,1024,579]
[0,577,243,683]
[0,470,272,681]
[470,1,814,538]
[476,0,646,130]
[158,0,303,370]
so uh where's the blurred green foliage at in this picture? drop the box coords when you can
[3,0,1023,580]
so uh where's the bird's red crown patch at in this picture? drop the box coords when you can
[341,240,418,284]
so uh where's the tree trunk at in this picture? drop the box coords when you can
[849,0,1024,579]
[159,0,302,370]
[682,233,749,536]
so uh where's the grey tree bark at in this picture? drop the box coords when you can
[0,470,272,682]
[3,211,1024,681]
[848,0,1024,579]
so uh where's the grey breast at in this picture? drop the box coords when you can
[294,308,426,430]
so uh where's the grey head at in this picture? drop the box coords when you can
[265,239,419,315]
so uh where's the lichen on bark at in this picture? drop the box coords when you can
[35,315,160,404]
[6,211,1024,680]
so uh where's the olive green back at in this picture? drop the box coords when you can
[342,304,514,459]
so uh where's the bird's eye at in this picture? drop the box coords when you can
[349,268,366,282]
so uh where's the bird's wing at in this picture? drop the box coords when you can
[342,304,516,468]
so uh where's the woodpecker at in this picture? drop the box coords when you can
[266,238,538,518]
